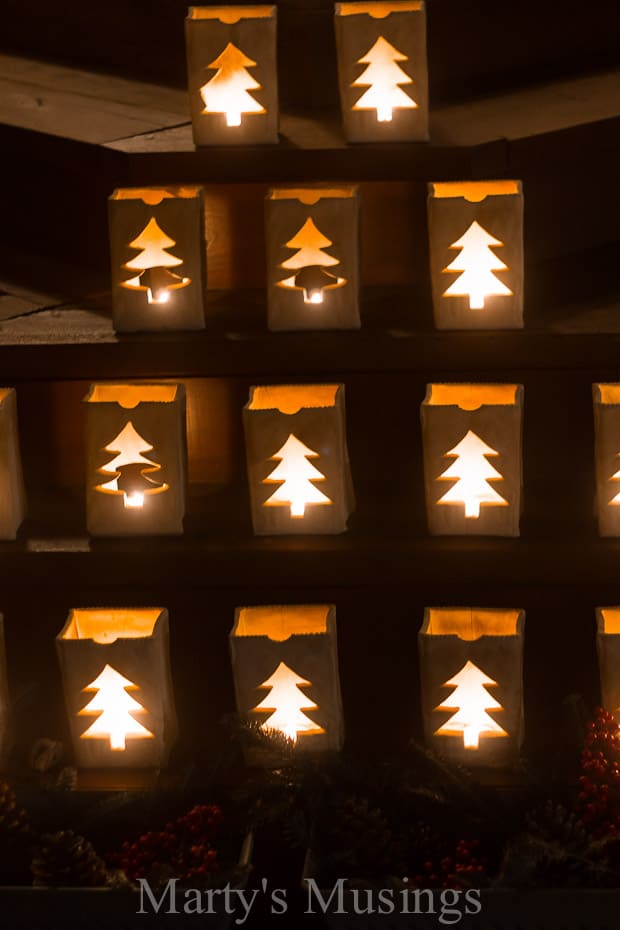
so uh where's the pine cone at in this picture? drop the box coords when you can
[526,801,591,854]
[0,781,31,850]
[326,798,394,878]
[0,780,32,883]
[32,831,110,888]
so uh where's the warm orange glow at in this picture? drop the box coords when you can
[431,181,520,202]
[79,664,153,751]
[437,430,507,519]
[111,187,201,205]
[200,42,265,127]
[600,608,620,635]
[596,384,620,406]
[95,422,169,509]
[269,188,354,204]
[254,661,324,742]
[426,384,518,410]
[339,2,423,16]
[87,385,178,408]
[442,221,513,310]
[234,605,330,640]
[352,36,417,122]
[263,434,332,518]
[121,217,190,304]
[189,6,273,23]
[248,385,339,414]
[435,660,507,749]
[278,217,346,304]
[425,608,522,640]
[61,609,161,645]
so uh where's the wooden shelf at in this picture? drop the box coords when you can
[108,72,620,185]
[1,283,620,380]
[2,530,620,590]
[1,55,618,297]
[0,54,618,182]
[1,9,618,910]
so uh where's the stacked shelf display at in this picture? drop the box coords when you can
[0,2,620,926]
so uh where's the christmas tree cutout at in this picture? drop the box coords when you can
[254,661,324,743]
[352,36,417,123]
[437,429,507,519]
[434,659,508,749]
[200,42,265,127]
[609,454,620,505]
[95,421,169,509]
[122,217,190,305]
[277,217,346,305]
[263,433,332,518]
[79,664,153,751]
[442,220,513,310]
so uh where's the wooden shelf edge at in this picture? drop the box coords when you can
[0,283,619,379]
[0,535,619,588]
[0,65,618,183]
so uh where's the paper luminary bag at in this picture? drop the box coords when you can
[185,5,278,146]
[427,181,524,330]
[0,617,10,766]
[334,1,428,143]
[0,389,26,540]
[108,187,206,333]
[265,186,361,332]
[84,384,187,537]
[596,608,620,718]
[56,608,177,770]
[592,384,620,536]
[421,384,523,537]
[243,384,355,535]
[230,605,344,761]
[419,607,525,768]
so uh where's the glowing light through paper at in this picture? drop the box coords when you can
[609,454,620,506]
[79,664,153,751]
[435,660,507,750]
[278,218,346,305]
[437,430,507,519]
[263,434,332,518]
[200,42,265,127]
[352,36,417,123]
[442,220,512,310]
[254,661,324,742]
[121,217,190,304]
[95,421,169,509]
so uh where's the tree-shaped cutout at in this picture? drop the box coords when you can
[200,42,265,127]
[609,454,620,506]
[434,659,508,749]
[352,36,417,123]
[253,661,325,743]
[95,421,169,510]
[277,217,346,305]
[121,217,190,305]
[79,664,153,751]
[437,430,508,519]
[442,220,513,310]
[263,433,332,518]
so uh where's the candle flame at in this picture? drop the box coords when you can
[123,492,145,509]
